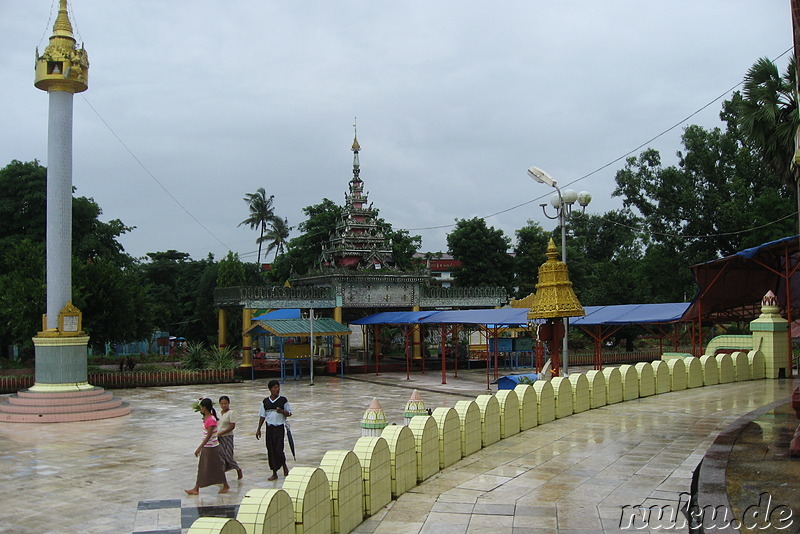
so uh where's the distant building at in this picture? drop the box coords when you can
[412,253,461,288]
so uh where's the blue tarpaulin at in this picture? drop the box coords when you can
[572,303,688,325]
[496,373,539,389]
[418,308,528,325]
[350,311,438,325]
[352,303,689,327]
[253,309,302,321]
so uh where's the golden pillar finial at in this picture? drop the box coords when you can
[35,0,89,93]
[527,238,585,321]
[53,0,75,38]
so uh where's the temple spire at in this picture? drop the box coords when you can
[53,0,75,39]
[352,118,360,178]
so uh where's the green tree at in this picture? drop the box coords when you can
[447,217,513,291]
[734,57,798,187]
[612,119,793,302]
[239,188,276,265]
[386,227,422,271]
[261,217,292,260]
[513,221,550,298]
[0,240,45,354]
[0,160,141,353]
[72,258,154,351]
[217,251,246,287]
[270,199,343,282]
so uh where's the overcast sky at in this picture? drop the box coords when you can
[0,1,792,263]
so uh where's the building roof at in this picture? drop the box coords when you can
[682,234,800,322]
[351,304,689,327]
[246,318,351,337]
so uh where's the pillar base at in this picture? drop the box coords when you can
[0,387,131,423]
[0,334,132,422]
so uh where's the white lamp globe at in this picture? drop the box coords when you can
[550,192,562,208]
[562,189,578,204]
[577,191,592,207]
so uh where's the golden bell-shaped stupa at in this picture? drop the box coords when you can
[527,238,585,321]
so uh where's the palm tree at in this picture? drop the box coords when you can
[238,188,276,264]
[261,217,292,260]
[735,56,798,187]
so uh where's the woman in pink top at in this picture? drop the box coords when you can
[185,398,230,495]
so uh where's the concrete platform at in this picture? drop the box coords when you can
[0,368,796,533]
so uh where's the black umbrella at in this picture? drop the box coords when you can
[286,423,296,460]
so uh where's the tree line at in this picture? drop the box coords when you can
[0,57,794,358]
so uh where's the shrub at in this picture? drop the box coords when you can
[182,341,208,370]
[135,363,166,373]
[208,346,237,370]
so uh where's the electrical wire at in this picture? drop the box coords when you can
[404,47,795,237]
[80,95,231,252]
[598,210,798,239]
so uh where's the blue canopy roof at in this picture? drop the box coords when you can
[352,303,690,328]
[253,308,302,321]
[418,308,527,325]
[572,303,688,325]
[350,311,438,325]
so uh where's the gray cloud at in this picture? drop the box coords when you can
[0,1,791,261]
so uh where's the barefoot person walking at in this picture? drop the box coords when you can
[185,398,230,495]
[217,396,243,479]
[256,380,292,481]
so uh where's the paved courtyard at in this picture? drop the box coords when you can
[0,369,797,533]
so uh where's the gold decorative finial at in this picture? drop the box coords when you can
[527,238,585,320]
[352,117,360,151]
[53,0,75,39]
[34,0,89,94]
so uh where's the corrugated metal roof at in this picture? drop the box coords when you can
[252,309,302,320]
[351,311,437,325]
[353,304,690,327]
[246,318,351,336]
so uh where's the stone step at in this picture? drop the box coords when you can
[0,397,124,414]
[7,391,114,406]
[16,387,107,399]
[0,402,131,423]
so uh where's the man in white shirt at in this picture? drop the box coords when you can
[256,380,292,481]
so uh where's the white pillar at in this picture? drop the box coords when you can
[46,90,74,328]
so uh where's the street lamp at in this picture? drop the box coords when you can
[527,166,591,375]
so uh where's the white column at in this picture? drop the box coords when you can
[46,90,74,329]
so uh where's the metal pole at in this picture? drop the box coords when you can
[557,188,570,376]
[309,308,315,386]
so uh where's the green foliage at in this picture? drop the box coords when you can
[513,221,550,298]
[182,341,208,370]
[239,188,277,265]
[270,199,343,281]
[217,251,246,287]
[73,257,154,351]
[733,56,798,187]
[380,222,422,271]
[135,363,166,372]
[261,217,292,260]
[139,251,220,343]
[447,217,513,291]
[0,160,142,352]
[611,115,794,302]
[208,346,238,370]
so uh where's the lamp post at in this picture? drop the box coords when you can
[527,166,591,375]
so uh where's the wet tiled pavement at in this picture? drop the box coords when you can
[0,368,797,533]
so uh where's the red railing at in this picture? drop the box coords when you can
[0,369,237,394]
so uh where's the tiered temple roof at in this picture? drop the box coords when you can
[321,135,394,270]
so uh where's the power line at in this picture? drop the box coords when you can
[80,95,231,252]
[598,211,798,239]
[404,47,795,234]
